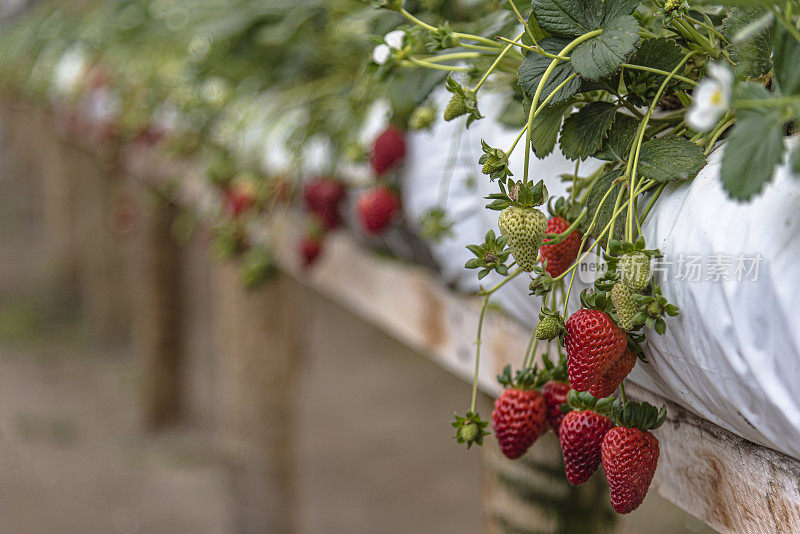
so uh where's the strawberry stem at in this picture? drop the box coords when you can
[470,293,490,412]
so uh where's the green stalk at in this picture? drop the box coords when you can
[625,50,701,242]
[620,63,697,86]
[469,268,522,411]
[473,30,525,92]
[400,8,436,31]
[523,30,603,183]
[470,293,490,412]
[496,36,570,60]
[404,58,470,71]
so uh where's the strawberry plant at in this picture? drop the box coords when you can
[369,0,800,515]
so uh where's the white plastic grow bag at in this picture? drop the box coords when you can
[402,88,800,460]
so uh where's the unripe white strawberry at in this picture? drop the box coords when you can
[498,206,547,272]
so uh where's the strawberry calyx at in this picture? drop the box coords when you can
[479,140,512,181]
[451,411,490,449]
[566,390,616,417]
[609,400,667,431]
[496,364,547,391]
[465,230,512,280]
[529,264,556,297]
[633,286,680,335]
[546,196,582,223]
[486,179,548,211]
[578,288,615,316]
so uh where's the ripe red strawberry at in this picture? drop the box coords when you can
[304,178,345,229]
[370,126,406,176]
[492,388,547,459]
[565,309,627,392]
[356,186,400,235]
[559,410,614,485]
[542,381,570,432]
[225,180,258,218]
[602,426,660,514]
[589,349,637,399]
[300,236,322,267]
[539,216,581,277]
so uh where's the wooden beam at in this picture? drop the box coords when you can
[132,191,183,429]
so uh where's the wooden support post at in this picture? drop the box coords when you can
[39,131,81,294]
[483,433,616,534]
[67,144,132,337]
[132,193,183,429]
[214,264,306,534]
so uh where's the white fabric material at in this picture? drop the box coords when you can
[402,87,800,459]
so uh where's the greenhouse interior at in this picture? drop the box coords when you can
[0,0,799,532]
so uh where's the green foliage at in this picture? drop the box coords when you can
[595,114,639,162]
[571,15,639,81]
[773,23,800,96]
[518,37,581,104]
[528,100,572,158]
[636,136,707,182]
[724,8,774,78]
[580,169,624,241]
[559,101,617,160]
[532,0,640,81]
[623,38,685,106]
[721,107,785,200]
[465,230,512,279]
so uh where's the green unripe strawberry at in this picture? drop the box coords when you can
[536,315,560,340]
[611,281,637,331]
[443,92,469,121]
[664,0,682,11]
[618,251,650,291]
[459,422,480,442]
[409,106,436,130]
[482,154,501,175]
[498,206,547,272]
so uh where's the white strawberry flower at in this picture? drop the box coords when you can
[384,30,405,50]
[372,44,392,65]
[371,30,406,65]
[686,63,733,132]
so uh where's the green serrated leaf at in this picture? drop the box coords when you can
[636,136,706,182]
[720,111,785,200]
[532,0,603,37]
[773,23,800,96]
[559,101,617,160]
[628,37,685,71]
[529,100,572,158]
[518,37,582,104]
[602,0,642,22]
[724,8,774,78]
[571,15,639,81]
[581,169,625,240]
[623,37,685,106]
[596,113,639,162]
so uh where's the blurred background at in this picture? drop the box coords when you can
[0,0,718,532]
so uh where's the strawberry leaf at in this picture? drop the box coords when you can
[636,136,706,182]
[773,23,800,96]
[571,14,640,81]
[532,0,602,37]
[559,101,617,160]
[527,99,572,158]
[518,37,582,105]
[721,109,785,200]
